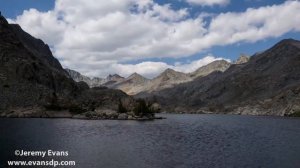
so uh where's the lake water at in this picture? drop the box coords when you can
[1,114,300,168]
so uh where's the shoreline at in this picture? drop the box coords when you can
[159,112,300,118]
[1,108,298,119]
[0,116,166,121]
[3,112,300,119]
[0,109,166,120]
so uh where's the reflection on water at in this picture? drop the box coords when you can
[1,114,300,168]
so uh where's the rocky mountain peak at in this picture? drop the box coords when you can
[274,38,300,49]
[251,38,300,64]
[107,74,124,81]
[128,72,147,80]
[148,68,192,91]
[190,60,231,78]
[115,72,145,85]
[0,14,8,25]
[235,54,250,64]
[65,68,106,87]
[160,68,182,77]
[164,68,175,73]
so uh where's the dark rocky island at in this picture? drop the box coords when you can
[0,15,160,120]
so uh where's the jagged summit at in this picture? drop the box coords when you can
[127,72,147,80]
[156,68,188,80]
[108,74,122,78]
[126,73,149,84]
[107,74,124,81]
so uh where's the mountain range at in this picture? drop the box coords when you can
[66,39,300,116]
[67,59,235,95]
[1,13,300,117]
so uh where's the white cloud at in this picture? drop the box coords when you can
[12,9,66,45]
[185,0,230,6]
[207,1,300,43]
[8,0,300,78]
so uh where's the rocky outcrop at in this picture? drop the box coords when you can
[144,39,300,116]
[235,55,250,64]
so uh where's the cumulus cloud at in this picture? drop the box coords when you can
[186,0,230,6]
[207,1,300,43]
[9,0,300,78]
[11,9,66,45]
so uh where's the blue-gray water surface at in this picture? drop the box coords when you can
[1,114,300,168]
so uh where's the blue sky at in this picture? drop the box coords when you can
[0,0,54,17]
[1,0,300,78]
[0,0,288,17]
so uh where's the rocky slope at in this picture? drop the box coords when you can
[143,39,300,116]
[0,15,140,119]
